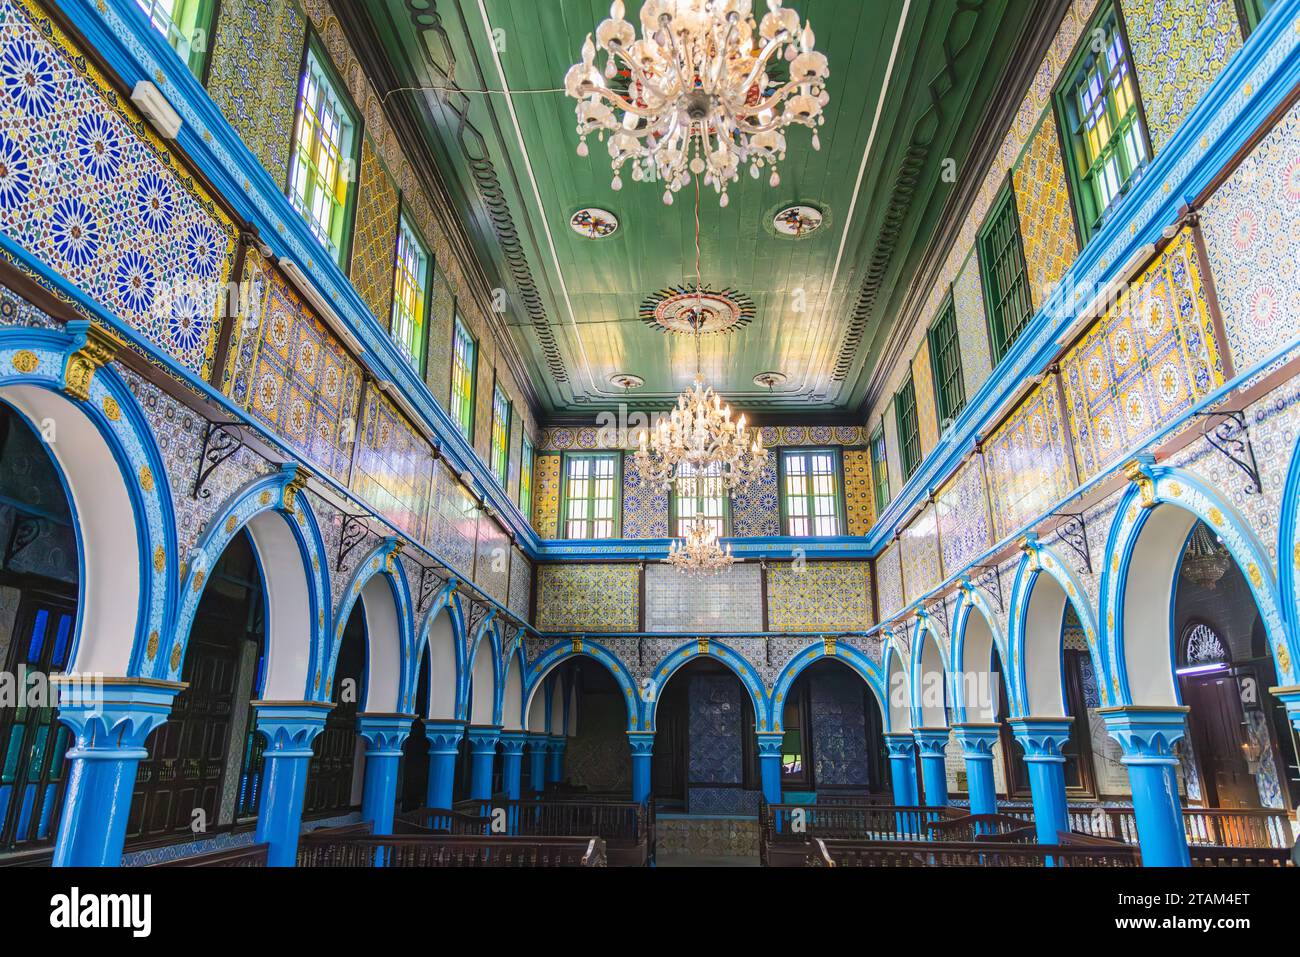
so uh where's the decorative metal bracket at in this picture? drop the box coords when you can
[971,564,1005,614]
[926,598,949,635]
[1193,410,1261,496]
[337,515,373,572]
[417,565,449,613]
[1053,512,1092,574]
[192,420,246,501]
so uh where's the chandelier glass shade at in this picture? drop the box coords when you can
[665,513,735,574]
[563,0,830,206]
[634,373,768,495]
[1180,521,1231,590]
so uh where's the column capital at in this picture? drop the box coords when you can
[1008,716,1074,761]
[1097,706,1189,765]
[547,734,568,752]
[425,720,466,755]
[252,701,332,755]
[54,677,185,759]
[498,731,530,755]
[952,723,1000,756]
[356,713,415,755]
[912,727,950,756]
[883,731,917,758]
[466,725,502,754]
[627,730,656,755]
[755,731,784,757]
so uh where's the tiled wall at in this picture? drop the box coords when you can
[533,563,639,633]
[644,563,763,633]
[766,561,874,633]
[809,669,872,788]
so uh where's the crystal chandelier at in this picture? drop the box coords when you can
[665,513,735,574]
[1180,521,1231,590]
[564,0,830,207]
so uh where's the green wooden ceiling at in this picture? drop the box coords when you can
[348,0,1040,421]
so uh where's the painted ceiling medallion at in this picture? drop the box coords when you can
[569,207,620,239]
[753,370,788,389]
[564,0,830,207]
[772,203,823,237]
[610,372,645,389]
[639,284,755,335]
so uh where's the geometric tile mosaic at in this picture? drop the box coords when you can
[935,455,991,578]
[534,563,639,633]
[644,563,762,633]
[983,375,1078,544]
[953,250,993,400]
[874,542,905,622]
[349,137,399,329]
[206,0,307,182]
[428,460,478,577]
[1200,96,1300,375]
[473,513,510,604]
[766,561,874,633]
[508,546,532,620]
[899,505,942,605]
[352,387,434,542]
[0,0,237,379]
[622,455,668,539]
[221,248,363,484]
[912,338,940,454]
[843,448,875,535]
[1124,0,1242,155]
[1012,111,1078,310]
[1060,228,1226,484]
[532,452,561,538]
[730,457,780,537]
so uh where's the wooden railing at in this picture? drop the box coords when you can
[396,807,491,835]
[296,831,607,867]
[926,814,1038,843]
[760,801,960,866]
[151,844,269,866]
[806,837,1141,867]
[1190,845,1294,867]
[1066,805,1294,849]
[442,798,654,866]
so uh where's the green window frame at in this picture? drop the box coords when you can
[134,0,215,76]
[978,184,1035,363]
[670,460,730,539]
[779,448,844,537]
[390,213,430,372]
[519,435,534,518]
[927,294,966,427]
[288,41,360,266]
[560,452,621,540]
[1053,3,1149,243]
[869,423,890,516]
[1237,0,1276,35]
[895,374,921,482]
[490,384,510,488]
[449,313,476,440]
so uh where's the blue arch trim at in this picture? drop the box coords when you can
[769,639,886,733]
[459,610,502,722]
[643,638,769,733]
[406,584,467,717]
[524,638,641,731]
[908,615,949,729]
[949,582,1014,721]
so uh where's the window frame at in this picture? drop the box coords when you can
[1052,2,1151,245]
[927,292,966,428]
[778,447,846,537]
[977,182,1035,364]
[869,422,890,516]
[449,312,477,441]
[490,381,511,489]
[668,460,732,539]
[1236,0,1275,35]
[390,209,432,374]
[895,374,921,482]
[559,451,623,540]
[519,435,534,518]
[134,0,216,78]
[287,36,362,268]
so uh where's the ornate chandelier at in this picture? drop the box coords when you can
[564,0,830,207]
[665,513,735,574]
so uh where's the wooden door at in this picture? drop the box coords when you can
[1183,672,1259,809]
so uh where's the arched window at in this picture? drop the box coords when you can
[1179,620,1229,674]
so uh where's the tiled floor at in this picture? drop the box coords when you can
[656,852,761,868]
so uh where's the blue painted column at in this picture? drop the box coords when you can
[756,732,784,806]
[498,732,529,801]
[913,728,950,807]
[1100,707,1192,867]
[253,702,331,867]
[1009,717,1074,846]
[467,726,502,801]
[953,724,1000,817]
[628,731,654,805]
[546,734,567,784]
[356,714,413,836]
[51,678,182,867]
[527,733,549,794]
[883,732,919,806]
[424,720,464,809]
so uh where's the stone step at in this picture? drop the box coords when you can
[657,814,760,858]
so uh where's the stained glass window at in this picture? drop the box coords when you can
[870,423,890,515]
[1055,5,1149,242]
[562,453,620,539]
[134,0,214,76]
[391,215,430,370]
[289,44,358,264]
[781,449,842,536]
[450,314,476,440]
[491,385,511,488]
[519,435,534,518]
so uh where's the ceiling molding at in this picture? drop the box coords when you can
[859,0,1072,418]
